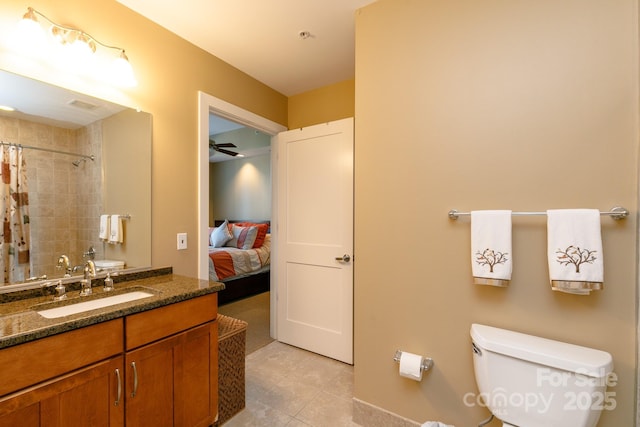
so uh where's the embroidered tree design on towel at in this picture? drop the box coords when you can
[555,245,597,273]
[475,248,509,273]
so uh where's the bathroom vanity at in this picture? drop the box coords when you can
[0,269,224,426]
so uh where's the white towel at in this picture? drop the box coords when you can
[99,215,110,241]
[471,210,512,287]
[547,209,603,294]
[108,215,123,244]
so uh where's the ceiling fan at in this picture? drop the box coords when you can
[209,139,240,157]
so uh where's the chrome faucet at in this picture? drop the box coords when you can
[56,255,72,277]
[83,246,96,260]
[79,260,96,296]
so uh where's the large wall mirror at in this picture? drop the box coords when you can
[0,69,151,288]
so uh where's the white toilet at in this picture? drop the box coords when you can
[470,324,613,427]
[94,259,125,271]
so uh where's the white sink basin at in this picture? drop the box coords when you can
[37,291,154,319]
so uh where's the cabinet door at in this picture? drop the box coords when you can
[125,322,217,427]
[174,322,217,427]
[0,402,39,427]
[125,335,176,426]
[0,356,124,427]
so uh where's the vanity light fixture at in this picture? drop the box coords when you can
[13,7,137,87]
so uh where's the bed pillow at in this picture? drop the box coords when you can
[210,220,233,247]
[226,224,258,249]
[235,222,269,248]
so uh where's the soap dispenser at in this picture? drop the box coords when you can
[53,280,67,301]
[103,272,114,292]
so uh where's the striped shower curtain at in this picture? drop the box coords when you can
[0,144,30,283]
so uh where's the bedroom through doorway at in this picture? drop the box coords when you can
[198,91,287,342]
[208,112,273,352]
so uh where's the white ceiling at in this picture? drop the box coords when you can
[0,70,127,129]
[116,0,377,96]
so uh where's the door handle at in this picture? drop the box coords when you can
[335,254,351,263]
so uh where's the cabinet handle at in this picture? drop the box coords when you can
[130,361,138,398]
[115,368,122,406]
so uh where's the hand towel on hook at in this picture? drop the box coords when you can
[108,215,123,244]
[471,210,512,287]
[547,209,603,295]
[99,215,110,241]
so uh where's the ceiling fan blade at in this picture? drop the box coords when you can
[214,143,237,148]
[217,148,239,156]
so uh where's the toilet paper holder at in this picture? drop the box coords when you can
[393,350,434,372]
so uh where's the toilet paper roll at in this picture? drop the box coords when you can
[399,351,423,381]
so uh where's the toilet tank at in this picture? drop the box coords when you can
[94,260,125,270]
[470,324,614,427]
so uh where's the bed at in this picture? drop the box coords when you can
[209,220,271,305]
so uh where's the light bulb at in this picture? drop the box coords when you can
[110,51,137,87]
[69,34,95,59]
[59,36,94,75]
[11,7,139,88]
[11,8,47,56]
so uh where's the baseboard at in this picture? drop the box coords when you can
[352,398,421,427]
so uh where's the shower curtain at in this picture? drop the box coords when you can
[0,144,30,283]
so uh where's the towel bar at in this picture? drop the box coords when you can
[102,214,131,220]
[448,206,628,221]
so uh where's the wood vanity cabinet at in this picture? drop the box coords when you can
[0,292,218,427]
[0,320,124,427]
[124,293,218,427]
[0,356,125,427]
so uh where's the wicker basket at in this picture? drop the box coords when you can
[217,314,248,424]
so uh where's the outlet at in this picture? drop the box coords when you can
[177,233,187,250]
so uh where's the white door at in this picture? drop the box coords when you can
[275,118,353,364]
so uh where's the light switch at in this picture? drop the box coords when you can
[177,233,187,250]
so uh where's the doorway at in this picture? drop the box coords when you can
[197,92,286,337]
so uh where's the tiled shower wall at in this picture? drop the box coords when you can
[0,116,103,282]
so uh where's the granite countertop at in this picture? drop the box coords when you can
[0,268,225,349]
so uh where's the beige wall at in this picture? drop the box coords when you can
[354,1,638,426]
[0,0,287,277]
[209,154,272,223]
[103,109,152,268]
[288,79,355,129]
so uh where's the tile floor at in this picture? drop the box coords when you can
[223,340,360,426]
[218,292,274,354]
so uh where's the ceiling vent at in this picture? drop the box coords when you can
[67,99,99,110]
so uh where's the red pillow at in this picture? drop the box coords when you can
[236,222,269,248]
